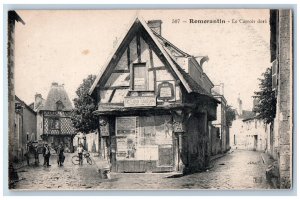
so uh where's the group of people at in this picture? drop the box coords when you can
[42,143,85,166]
[42,142,65,167]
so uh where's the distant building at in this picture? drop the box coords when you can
[30,93,46,140]
[14,96,37,161]
[73,132,99,154]
[211,84,230,154]
[39,82,76,152]
[242,116,269,151]
[230,97,263,150]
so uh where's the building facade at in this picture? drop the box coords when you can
[8,11,25,166]
[14,96,37,161]
[30,93,46,141]
[230,97,259,150]
[89,18,219,173]
[211,84,230,154]
[269,9,293,189]
[242,117,269,152]
[39,83,76,152]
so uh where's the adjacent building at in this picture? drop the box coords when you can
[269,9,293,189]
[211,84,230,154]
[89,17,220,173]
[38,82,76,152]
[14,96,37,161]
[8,11,25,168]
[30,93,46,140]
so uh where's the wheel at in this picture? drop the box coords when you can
[71,155,80,165]
[86,157,93,165]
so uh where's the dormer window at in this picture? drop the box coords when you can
[56,101,64,111]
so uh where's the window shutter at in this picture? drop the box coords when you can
[271,60,278,91]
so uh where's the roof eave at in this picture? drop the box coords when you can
[88,16,140,96]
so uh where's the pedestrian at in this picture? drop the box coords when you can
[77,143,84,165]
[57,143,65,166]
[42,143,51,167]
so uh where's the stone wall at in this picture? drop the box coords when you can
[210,125,222,156]
[8,12,16,163]
[276,10,293,189]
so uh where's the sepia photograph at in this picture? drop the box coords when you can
[6,8,293,191]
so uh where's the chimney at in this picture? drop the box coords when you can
[34,93,43,110]
[147,20,162,35]
[212,83,224,96]
[52,82,58,87]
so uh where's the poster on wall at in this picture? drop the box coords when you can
[155,115,173,145]
[139,116,156,146]
[116,117,137,160]
[116,117,136,135]
[116,136,137,160]
[116,136,127,159]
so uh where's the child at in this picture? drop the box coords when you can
[77,143,84,165]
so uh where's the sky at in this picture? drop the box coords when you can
[14,9,270,111]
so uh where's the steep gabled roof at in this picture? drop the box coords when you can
[89,16,194,95]
[41,83,73,111]
[152,30,190,58]
[89,16,217,103]
[15,95,36,115]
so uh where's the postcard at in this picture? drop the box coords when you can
[7,8,293,190]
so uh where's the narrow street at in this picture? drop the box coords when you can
[14,150,274,190]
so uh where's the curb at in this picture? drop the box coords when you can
[210,153,227,162]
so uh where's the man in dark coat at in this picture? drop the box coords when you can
[42,143,51,167]
[57,143,65,166]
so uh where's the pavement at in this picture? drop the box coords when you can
[12,150,275,190]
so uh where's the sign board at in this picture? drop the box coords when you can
[157,81,175,102]
[100,125,109,136]
[124,96,156,107]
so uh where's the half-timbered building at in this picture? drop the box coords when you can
[89,17,219,173]
[40,82,76,152]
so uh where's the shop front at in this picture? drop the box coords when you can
[109,115,175,172]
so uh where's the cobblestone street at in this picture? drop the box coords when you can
[14,150,274,190]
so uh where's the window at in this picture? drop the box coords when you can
[56,101,64,111]
[216,128,221,138]
[49,118,60,130]
[132,63,147,91]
